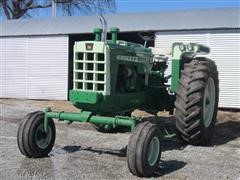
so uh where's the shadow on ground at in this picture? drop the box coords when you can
[153,113,240,147]
[210,120,240,146]
[154,160,187,177]
[54,145,186,177]
[160,117,240,147]
[62,145,127,157]
[58,139,186,158]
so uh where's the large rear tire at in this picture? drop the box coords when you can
[174,58,219,145]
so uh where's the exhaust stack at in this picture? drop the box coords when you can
[99,15,107,42]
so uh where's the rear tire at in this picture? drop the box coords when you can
[174,58,219,145]
[17,111,56,158]
[127,121,162,177]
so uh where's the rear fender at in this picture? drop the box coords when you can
[171,42,210,92]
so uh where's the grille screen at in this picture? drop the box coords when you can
[74,52,106,92]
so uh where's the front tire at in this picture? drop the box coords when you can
[127,121,162,177]
[174,58,219,145]
[17,111,56,158]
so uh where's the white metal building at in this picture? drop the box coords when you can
[1,36,68,99]
[0,8,239,108]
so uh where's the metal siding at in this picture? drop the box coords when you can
[28,36,68,100]
[0,37,27,98]
[155,30,240,108]
[208,33,240,108]
[0,36,69,100]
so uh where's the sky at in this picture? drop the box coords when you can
[0,0,239,19]
[116,0,239,13]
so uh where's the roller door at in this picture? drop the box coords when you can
[0,35,69,100]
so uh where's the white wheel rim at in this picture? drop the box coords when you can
[203,77,216,128]
[147,136,160,166]
[35,124,52,149]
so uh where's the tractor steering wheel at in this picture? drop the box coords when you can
[138,31,155,47]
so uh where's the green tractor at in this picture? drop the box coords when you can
[17,16,219,177]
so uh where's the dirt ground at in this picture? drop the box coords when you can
[0,98,240,180]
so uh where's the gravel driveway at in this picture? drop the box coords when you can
[0,99,240,180]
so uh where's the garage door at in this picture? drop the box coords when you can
[0,36,69,100]
[155,30,240,109]
[1,38,27,98]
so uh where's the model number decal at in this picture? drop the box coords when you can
[117,55,147,62]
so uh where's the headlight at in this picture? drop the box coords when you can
[187,44,193,51]
[179,44,186,51]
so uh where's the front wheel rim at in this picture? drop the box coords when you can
[35,124,52,149]
[147,136,160,166]
[203,77,216,128]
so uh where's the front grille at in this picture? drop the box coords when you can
[74,52,106,92]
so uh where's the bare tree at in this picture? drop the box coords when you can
[0,0,116,20]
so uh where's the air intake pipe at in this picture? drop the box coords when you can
[94,28,103,41]
[110,27,120,44]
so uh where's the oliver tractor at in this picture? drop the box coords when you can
[17,16,219,177]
